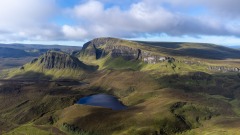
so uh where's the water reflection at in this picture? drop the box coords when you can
[77,94,127,110]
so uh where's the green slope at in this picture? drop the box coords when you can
[77,37,240,75]
[1,37,240,135]
[5,51,97,80]
[79,37,240,60]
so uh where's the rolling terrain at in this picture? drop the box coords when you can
[1,37,240,135]
[0,43,82,55]
[0,44,81,70]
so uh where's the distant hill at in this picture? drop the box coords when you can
[6,51,97,79]
[34,51,92,70]
[0,43,81,54]
[0,43,82,58]
[3,37,240,78]
[74,37,240,74]
[0,47,30,58]
[0,43,82,70]
[79,37,240,61]
[2,37,240,135]
[137,41,240,59]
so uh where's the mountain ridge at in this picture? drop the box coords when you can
[79,37,240,61]
[35,51,88,69]
[77,37,240,73]
[1,37,240,135]
[2,37,240,80]
[4,51,97,80]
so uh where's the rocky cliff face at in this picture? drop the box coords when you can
[32,51,88,69]
[79,37,240,73]
[80,38,174,64]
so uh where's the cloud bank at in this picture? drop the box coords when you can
[0,0,240,45]
[0,0,62,41]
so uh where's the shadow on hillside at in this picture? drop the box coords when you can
[157,72,240,99]
[48,88,83,96]
[72,56,99,71]
[84,64,99,71]
[137,41,183,49]
[70,106,146,134]
[11,71,53,80]
[64,104,193,134]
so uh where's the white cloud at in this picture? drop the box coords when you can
[63,0,240,41]
[152,0,240,18]
[193,0,240,18]
[62,25,88,40]
[0,0,240,45]
[72,0,104,19]
[0,0,60,41]
[0,0,55,26]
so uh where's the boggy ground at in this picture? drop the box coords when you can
[1,69,240,135]
[0,79,86,134]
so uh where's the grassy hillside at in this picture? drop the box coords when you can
[1,38,240,135]
[3,51,97,80]
[78,38,240,74]
[0,44,81,70]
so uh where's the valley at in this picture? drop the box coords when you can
[0,38,240,135]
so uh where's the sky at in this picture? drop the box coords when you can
[0,0,240,46]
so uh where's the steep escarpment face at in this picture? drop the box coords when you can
[36,51,84,69]
[79,37,173,64]
[80,38,140,60]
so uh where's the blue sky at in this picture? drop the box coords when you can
[0,0,240,46]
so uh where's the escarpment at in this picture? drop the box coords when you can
[79,37,174,64]
[32,51,93,70]
[77,37,240,73]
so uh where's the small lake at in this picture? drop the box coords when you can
[77,94,127,110]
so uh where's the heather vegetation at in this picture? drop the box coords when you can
[1,38,240,135]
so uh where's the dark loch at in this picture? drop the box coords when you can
[77,94,127,110]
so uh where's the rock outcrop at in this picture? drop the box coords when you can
[80,37,174,64]
[32,51,90,69]
[208,66,240,72]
